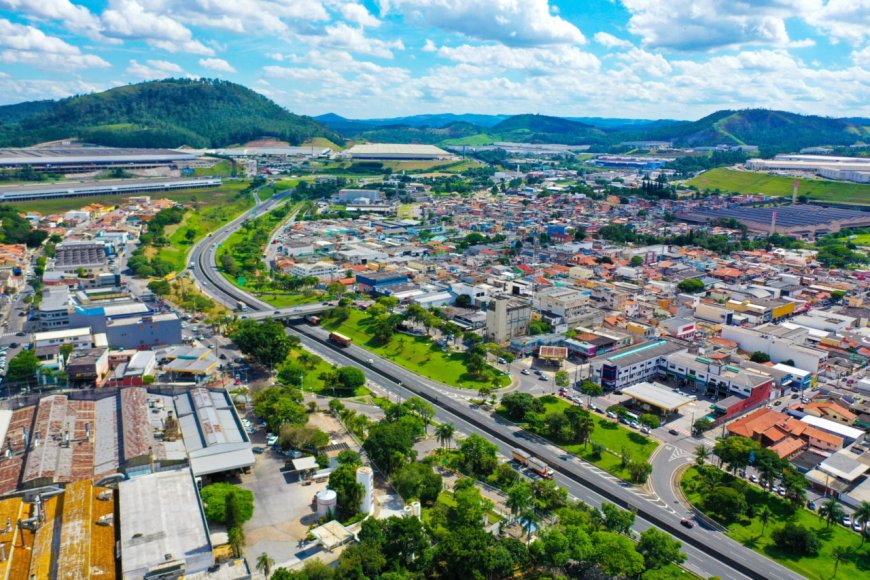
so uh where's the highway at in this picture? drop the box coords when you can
[187,191,803,580]
[287,322,804,580]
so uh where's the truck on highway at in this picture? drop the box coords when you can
[306,315,320,326]
[512,448,554,479]
[328,332,352,347]
[236,300,248,313]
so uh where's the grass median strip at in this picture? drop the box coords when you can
[322,309,508,390]
[681,465,870,579]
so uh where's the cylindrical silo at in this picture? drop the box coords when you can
[403,505,414,518]
[316,489,337,520]
[410,501,421,519]
[356,466,374,514]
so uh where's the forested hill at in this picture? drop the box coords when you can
[628,109,869,150]
[0,78,342,148]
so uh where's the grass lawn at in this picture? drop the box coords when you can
[322,309,508,390]
[685,168,870,205]
[284,348,369,397]
[193,159,234,177]
[154,184,255,273]
[500,396,658,482]
[252,293,322,308]
[681,466,870,579]
[421,491,502,526]
[5,182,250,215]
[851,233,870,246]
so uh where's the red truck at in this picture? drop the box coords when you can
[512,448,553,479]
[328,332,352,347]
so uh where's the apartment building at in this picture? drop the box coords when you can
[486,295,532,344]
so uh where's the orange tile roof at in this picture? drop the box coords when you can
[804,402,857,422]
[727,408,787,438]
[769,437,805,459]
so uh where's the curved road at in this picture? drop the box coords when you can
[188,193,803,580]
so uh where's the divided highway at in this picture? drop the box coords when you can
[188,192,803,580]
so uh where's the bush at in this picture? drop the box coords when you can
[393,462,443,506]
[200,483,254,524]
[771,523,820,556]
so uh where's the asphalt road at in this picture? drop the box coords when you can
[288,323,804,580]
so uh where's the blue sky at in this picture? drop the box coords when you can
[0,0,867,120]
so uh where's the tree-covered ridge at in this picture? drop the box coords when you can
[0,78,342,148]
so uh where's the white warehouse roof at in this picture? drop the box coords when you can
[345,143,449,157]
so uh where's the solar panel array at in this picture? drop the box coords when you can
[681,205,870,228]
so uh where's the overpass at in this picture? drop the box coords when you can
[187,186,801,580]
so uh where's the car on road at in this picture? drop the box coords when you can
[8,343,17,349]
[668,428,680,436]
[843,515,852,527]
[252,446,266,454]
[807,500,816,511]
[629,421,639,429]
[606,411,617,419]
[539,374,548,381]
[640,426,650,434]
[521,368,530,375]
[680,518,694,528]
[219,353,227,360]
[750,474,758,483]
[274,310,281,314]
[14,332,25,336]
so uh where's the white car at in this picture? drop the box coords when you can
[843,516,852,527]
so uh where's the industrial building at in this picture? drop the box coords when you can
[344,143,451,160]
[591,339,687,390]
[745,155,870,183]
[0,146,196,174]
[676,205,870,237]
[120,468,214,579]
[0,177,222,203]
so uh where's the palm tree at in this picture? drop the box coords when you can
[435,423,456,450]
[694,445,709,466]
[519,509,539,544]
[852,501,870,546]
[832,545,850,577]
[757,505,772,535]
[506,482,534,523]
[256,552,275,577]
[820,499,845,528]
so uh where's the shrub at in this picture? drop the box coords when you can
[200,483,254,524]
[771,523,820,556]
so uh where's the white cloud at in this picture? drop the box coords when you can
[437,44,600,75]
[621,0,804,51]
[306,23,405,58]
[0,77,107,105]
[422,39,437,52]
[0,18,110,70]
[617,47,672,77]
[126,58,183,79]
[594,32,632,48]
[378,0,586,46]
[851,45,870,67]
[340,2,381,27]
[102,0,214,55]
[0,0,104,38]
[199,57,237,73]
[804,0,870,45]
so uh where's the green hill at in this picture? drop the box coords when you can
[489,114,607,144]
[685,168,870,205]
[635,109,869,151]
[0,78,341,148]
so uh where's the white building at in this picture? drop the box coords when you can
[720,325,828,373]
[536,287,590,324]
[289,261,343,281]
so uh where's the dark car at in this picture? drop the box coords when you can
[668,429,680,436]
[8,343,18,349]
[680,518,695,528]
[219,353,227,360]
[15,332,26,337]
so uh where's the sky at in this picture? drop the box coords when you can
[0,0,868,120]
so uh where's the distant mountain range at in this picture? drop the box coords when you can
[0,78,866,152]
[317,109,868,151]
[0,79,342,149]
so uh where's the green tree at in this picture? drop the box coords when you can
[459,433,498,477]
[231,319,292,369]
[228,526,245,557]
[328,463,364,519]
[579,380,602,405]
[185,228,197,243]
[435,422,456,449]
[199,483,254,524]
[393,462,442,506]
[554,370,569,388]
[713,435,759,473]
[832,545,851,577]
[693,416,714,434]
[591,531,645,577]
[636,528,687,570]
[147,279,171,296]
[852,501,870,546]
[6,349,40,390]
[706,486,748,519]
[255,552,274,577]
[363,421,416,474]
[677,278,705,293]
[500,392,543,421]
[819,498,845,528]
[750,351,771,363]
[600,502,635,535]
[639,413,660,429]
[506,482,534,522]
[695,444,710,466]
[630,255,644,267]
[771,523,820,556]
[757,505,772,535]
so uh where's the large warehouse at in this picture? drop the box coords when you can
[0,146,197,174]
[0,177,221,203]
[344,143,451,160]
[677,205,870,237]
